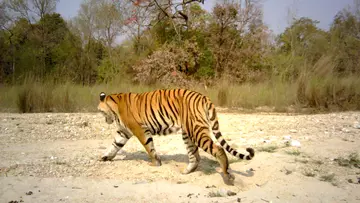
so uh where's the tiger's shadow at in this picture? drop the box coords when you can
[112,150,254,177]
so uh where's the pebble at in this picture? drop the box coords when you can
[283,135,291,140]
[226,190,236,196]
[263,140,271,143]
[25,191,33,195]
[290,140,301,147]
[217,189,236,197]
[290,129,297,133]
[341,128,350,133]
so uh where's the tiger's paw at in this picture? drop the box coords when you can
[181,168,194,175]
[222,173,235,186]
[181,164,198,174]
[148,159,162,166]
[181,168,191,175]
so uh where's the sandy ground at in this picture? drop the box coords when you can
[0,111,359,203]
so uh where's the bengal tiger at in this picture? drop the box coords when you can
[97,89,254,185]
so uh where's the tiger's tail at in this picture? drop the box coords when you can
[205,99,255,160]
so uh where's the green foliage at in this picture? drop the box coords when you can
[330,9,360,74]
[97,57,115,83]
[1,0,360,112]
[195,48,215,78]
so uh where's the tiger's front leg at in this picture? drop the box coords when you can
[138,129,162,166]
[101,131,131,161]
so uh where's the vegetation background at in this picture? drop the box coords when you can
[0,0,359,113]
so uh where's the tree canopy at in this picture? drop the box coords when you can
[1,0,359,86]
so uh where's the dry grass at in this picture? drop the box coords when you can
[285,149,301,156]
[295,158,309,164]
[302,169,317,177]
[1,63,360,113]
[319,173,336,183]
[257,145,279,153]
[208,191,223,198]
[334,152,360,168]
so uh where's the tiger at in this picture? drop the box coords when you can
[97,88,255,185]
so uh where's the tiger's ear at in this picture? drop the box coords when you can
[100,92,106,102]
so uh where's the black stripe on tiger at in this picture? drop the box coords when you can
[145,137,153,145]
[114,142,124,148]
[109,95,117,104]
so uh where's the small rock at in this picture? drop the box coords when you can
[227,190,236,196]
[263,139,271,143]
[290,140,301,147]
[354,124,360,129]
[79,121,89,127]
[187,193,194,197]
[133,181,147,184]
[341,128,350,133]
[290,129,297,133]
[283,135,291,140]
[25,191,33,195]
[348,179,353,183]
[237,198,242,202]
[206,185,216,188]
[72,186,82,189]
[114,185,118,188]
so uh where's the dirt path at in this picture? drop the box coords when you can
[0,112,359,203]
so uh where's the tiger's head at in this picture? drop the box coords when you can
[97,92,116,124]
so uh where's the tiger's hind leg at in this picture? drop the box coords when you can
[101,131,130,161]
[195,127,235,185]
[181,131,201,174]
[214,147,235,185]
